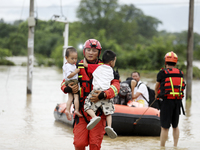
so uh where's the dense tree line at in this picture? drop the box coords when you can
[1,0,200,70]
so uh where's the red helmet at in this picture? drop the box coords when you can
[165,51,178,64]
[83,39,102,57]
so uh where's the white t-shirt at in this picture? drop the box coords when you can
[134,81,149,107]
[62,63,78,80]
[92,64,114,90]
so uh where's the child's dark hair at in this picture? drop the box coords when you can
[65,47,77,57]
[102,50,116,64]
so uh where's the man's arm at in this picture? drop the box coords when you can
[104,79,120,99]
[154,82,160,99]
[131,80,137,99]
[61,79,79,94]
[133,92,142,99]
[133,83,145,99]
[90,79,120,102]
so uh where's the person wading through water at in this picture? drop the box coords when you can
[155,51,186,147]
[61,39,120,150]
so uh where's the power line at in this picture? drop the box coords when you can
[132,2,200,6]
[19,0,26,20]
[1,1,200,9]
[0,5,78,9]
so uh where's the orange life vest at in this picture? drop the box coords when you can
[158,68,186,100]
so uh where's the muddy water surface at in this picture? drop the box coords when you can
[0,57,200,150]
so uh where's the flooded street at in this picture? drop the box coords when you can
[0,57,200,150]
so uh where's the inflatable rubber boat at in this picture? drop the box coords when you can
[54,102,161,136]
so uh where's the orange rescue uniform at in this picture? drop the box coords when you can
[61,59,120,150]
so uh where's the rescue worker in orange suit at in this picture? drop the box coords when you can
[61,39,120,150]
[155,51,186,147]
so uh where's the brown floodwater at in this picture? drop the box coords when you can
[0,57,200,150]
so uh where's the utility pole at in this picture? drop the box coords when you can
[63,23,69,64]
[52,15,69,64]
[27,0,35,94]
[186,0,194,100]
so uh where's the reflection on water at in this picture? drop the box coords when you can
[182,100,193,140]
[24,94,33,136]
[0,59,200,149]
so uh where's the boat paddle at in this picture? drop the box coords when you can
[133,98,158,125]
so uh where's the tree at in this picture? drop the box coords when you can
[77,0,118,24]
[0,22,17,38]
[7,32,27,55]
[76,0,162,49]
[13,20,24,26]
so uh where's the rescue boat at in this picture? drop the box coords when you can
[54,102,161,136]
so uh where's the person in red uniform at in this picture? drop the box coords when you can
[155,51,186,147]
[61,39,120,150]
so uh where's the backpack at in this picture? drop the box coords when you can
[138,82,160,110]
[114,82,132,105]
[119,82,131,97]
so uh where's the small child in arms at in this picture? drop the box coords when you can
[84,50,118,139]
[62,47,82,120]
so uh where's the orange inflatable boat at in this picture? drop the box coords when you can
[54,102,161,136]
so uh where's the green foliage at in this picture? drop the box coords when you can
[7,32,27,55]
[0,46,14,65]
[35,53,55,67]
[34,20,65,57]
[34,31,60,57]
[176,62,186,71]
[193,66,200,79]
[0,22,17,38]
[0,48,12,59]
[0,59,15,65]
[50,45,63,68]
[77,0,161,48]
[1,0,200,71]
[194,45,200,60]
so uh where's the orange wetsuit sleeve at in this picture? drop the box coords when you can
[104,79,120,99]
[61,79,67,93]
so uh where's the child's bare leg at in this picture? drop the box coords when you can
[65,93,73,121]
[106,114,112,127]
[105,114,117,139]
[74,94,82,117]
[86,109,97,118]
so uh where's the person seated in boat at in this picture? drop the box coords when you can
[116,77,137,106]
[62,47,82,121]
[132,71,149,107]
[83,50,118,139]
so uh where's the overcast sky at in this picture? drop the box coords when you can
[1,0,200,33]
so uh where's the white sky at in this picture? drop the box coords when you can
[0,0,200,33]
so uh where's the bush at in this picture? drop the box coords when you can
[193,66,200,79]
[35,53,55,67]
[0,48,12,59]
[0,59,15,65]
